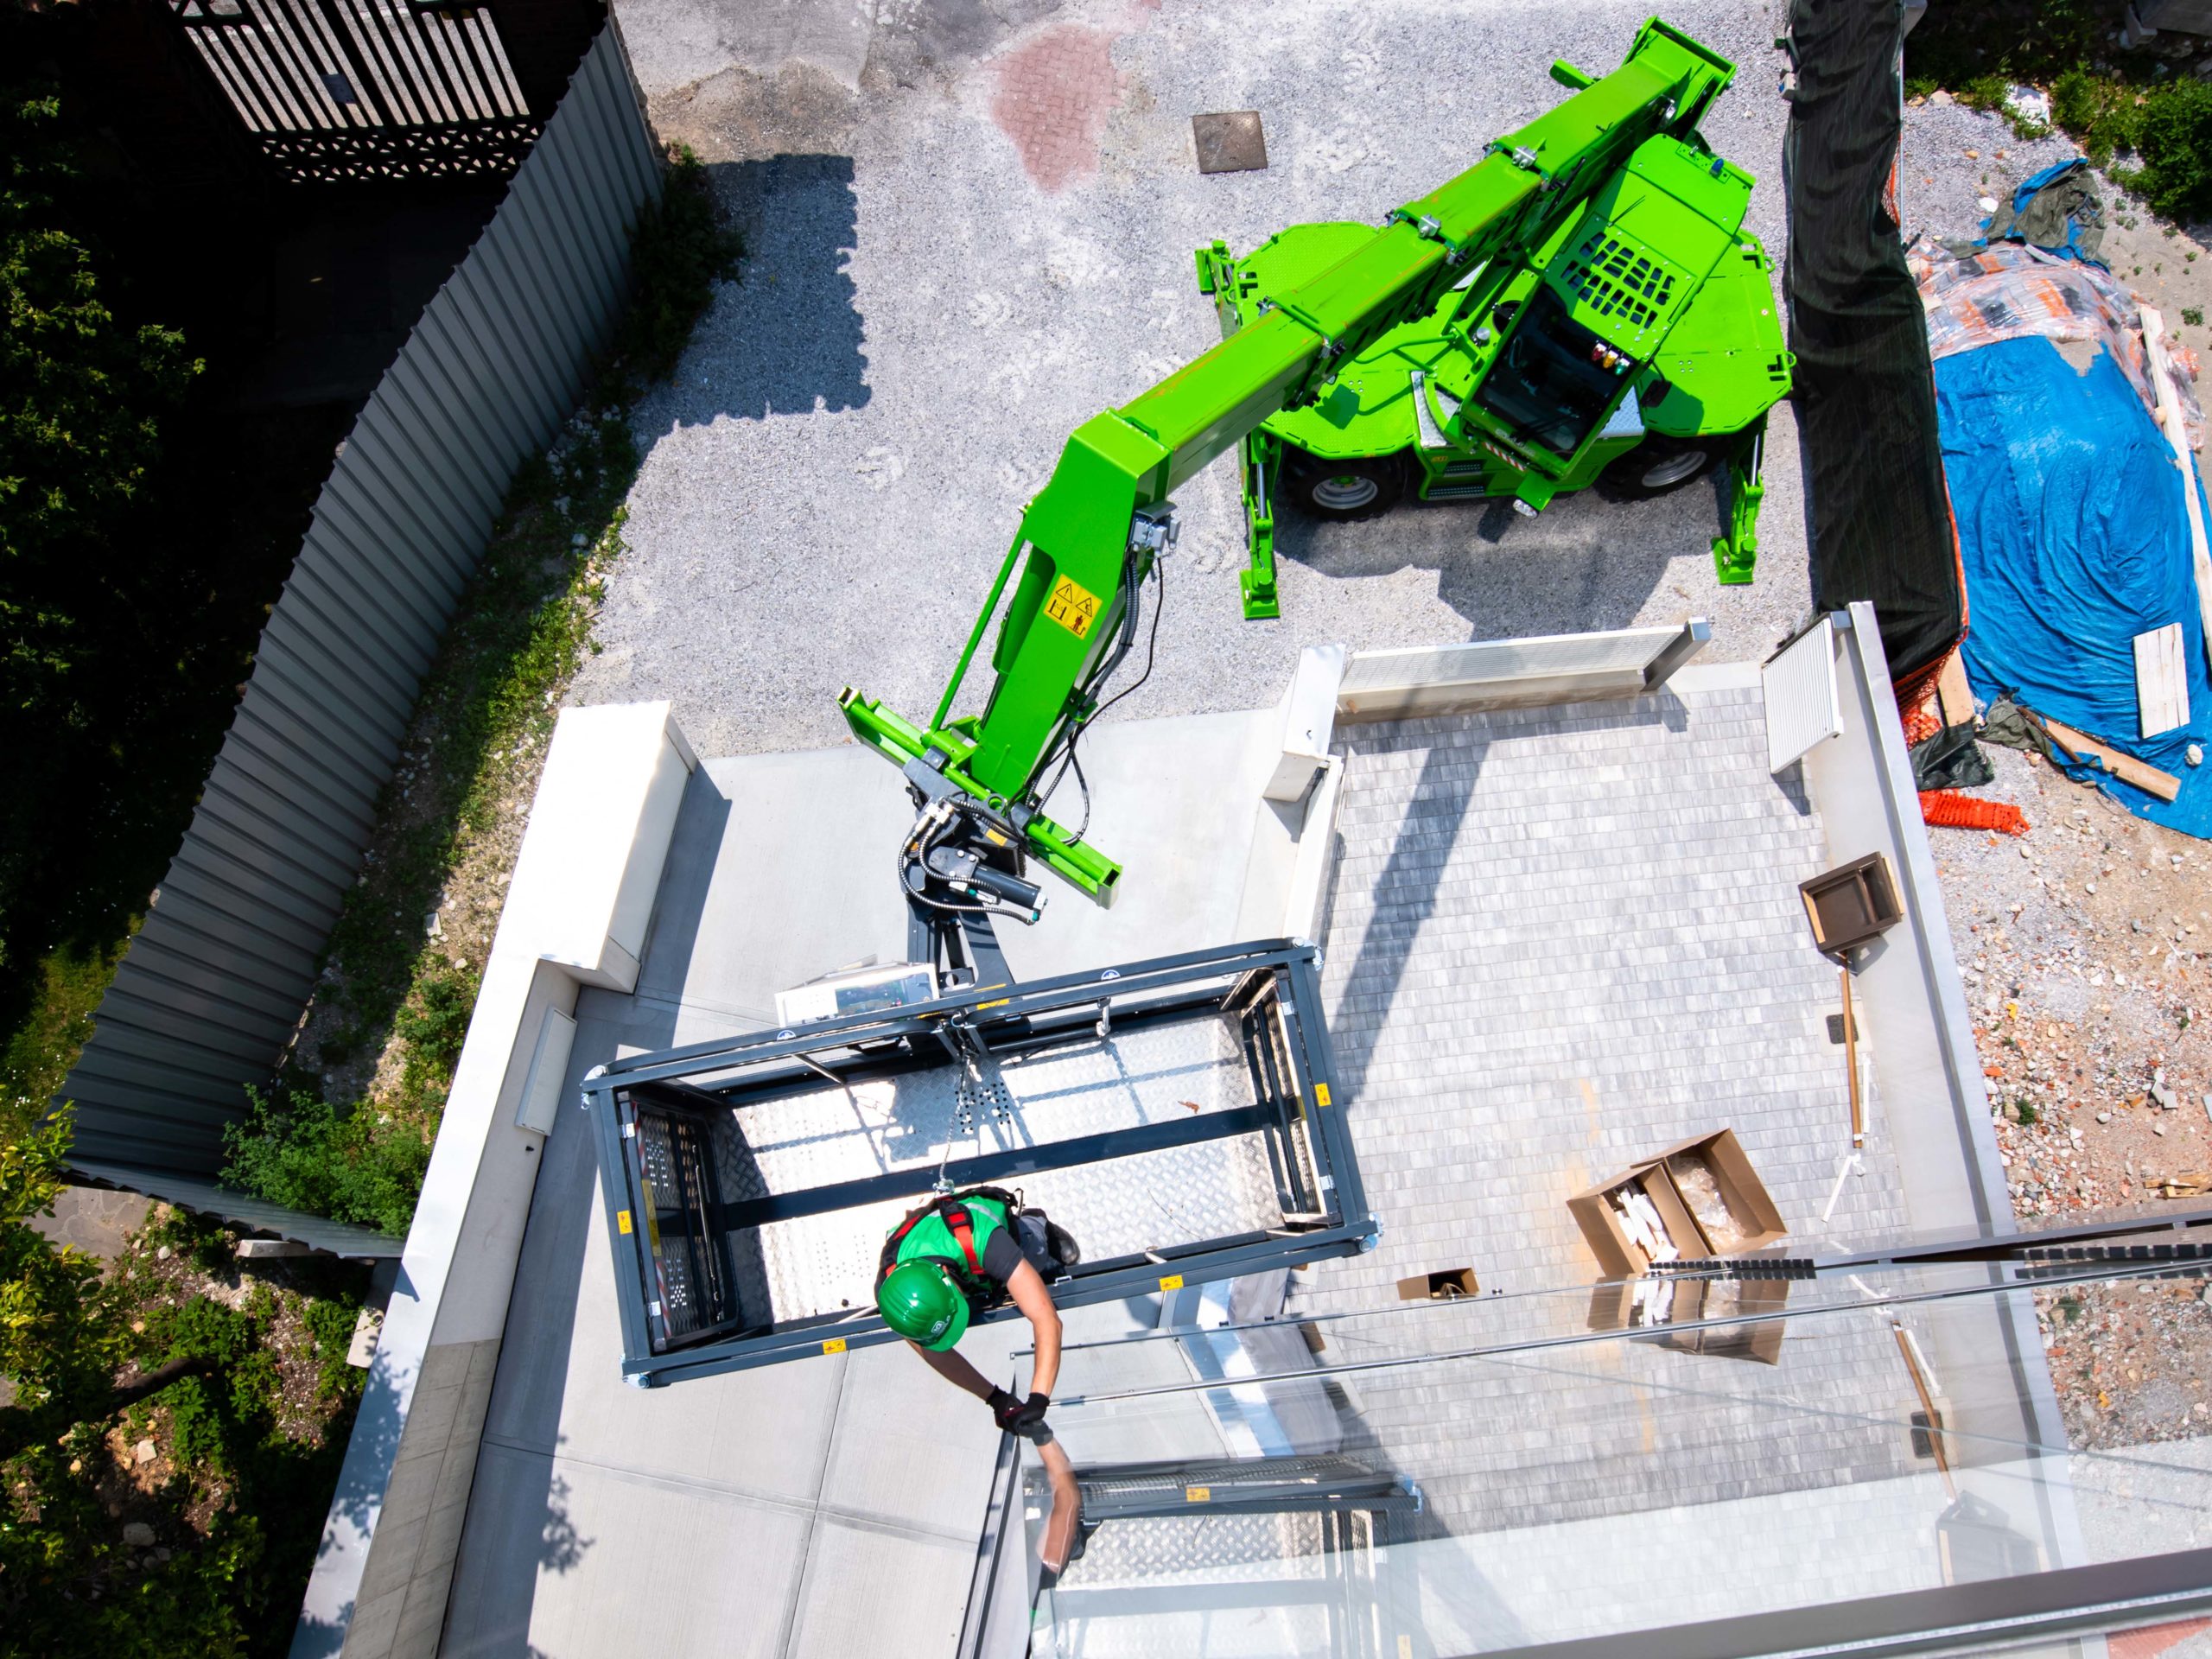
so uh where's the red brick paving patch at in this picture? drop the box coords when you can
[2108,1619,2212,1659]
[991,25,1121,193]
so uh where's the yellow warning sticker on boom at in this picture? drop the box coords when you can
[1043,575,1101,639]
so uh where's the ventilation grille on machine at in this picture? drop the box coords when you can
[1556,234,1679,332]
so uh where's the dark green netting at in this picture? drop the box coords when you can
[1785,0,1962,685]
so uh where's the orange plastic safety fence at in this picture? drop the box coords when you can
[1919,790,2029,836]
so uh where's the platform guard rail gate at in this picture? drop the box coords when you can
[584,940,1376,1386]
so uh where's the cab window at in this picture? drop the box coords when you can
[1472,288,1629,457]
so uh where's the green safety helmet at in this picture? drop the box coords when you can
[878,1261,969,1351]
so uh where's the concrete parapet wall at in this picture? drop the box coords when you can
[292,702,695,1659]
[1793,605,2006,1236]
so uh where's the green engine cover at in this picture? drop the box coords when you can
[1221,131,1790,491]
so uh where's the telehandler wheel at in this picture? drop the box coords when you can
[1283,452,1405,521]
[1602,437,1719,498]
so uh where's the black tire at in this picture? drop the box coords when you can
[1282,451,1406,521]
[1602,437,1720,499]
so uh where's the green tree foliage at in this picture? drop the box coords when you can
[0,84,199,719]
[0,76,225,1119]
[220,1089,428,1240]
[2,1117,366,1657]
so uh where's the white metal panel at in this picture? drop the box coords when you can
[1263,643,1346,803]
[513,1006,576,1135]
[1763,616,1843,773]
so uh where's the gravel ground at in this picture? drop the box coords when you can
[1895,94,2212,1452]
[580,0,1811,758]
[1928,742,2212,1448]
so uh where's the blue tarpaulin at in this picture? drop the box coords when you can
[1936,334,2212,837]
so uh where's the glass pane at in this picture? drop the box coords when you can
[1014,1253,2212,1656]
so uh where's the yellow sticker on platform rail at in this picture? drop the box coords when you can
[822,1338,848,1355]
[1159,1274,1185,1291]
[1044,574,1102,639]
[1185,1485,1211,1503]
[617,1210,632,1234]
[1314,1083,1332,1107]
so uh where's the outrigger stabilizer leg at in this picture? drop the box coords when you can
[1712,416,1767,586]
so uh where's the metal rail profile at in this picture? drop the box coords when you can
[583,939,1376,1387]
[1071,1455,1422,1522]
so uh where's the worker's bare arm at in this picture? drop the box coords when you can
[1036,1434,1081,1578]
[1007,1259,1061,1398]
[907,1338,995,1401]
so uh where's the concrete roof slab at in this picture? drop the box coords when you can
[447,1440,816,1659]
[786,1519,977,1659]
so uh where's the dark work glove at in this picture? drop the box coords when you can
[1008,1391,1051,1441]
[987,1386,1023,1430]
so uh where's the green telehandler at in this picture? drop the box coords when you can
[842,19,1791,978]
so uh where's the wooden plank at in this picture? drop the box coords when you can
[2141,308,2212,682]
[2134,622,2190,738]
[1935,649,1974,728]
[2043,715,2183,801]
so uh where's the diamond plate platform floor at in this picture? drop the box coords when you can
[1293,681,1925,1535]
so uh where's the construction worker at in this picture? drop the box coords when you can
[874,1185,1077,1436]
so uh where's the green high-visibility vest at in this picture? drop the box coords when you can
[890,1194,1011,1297]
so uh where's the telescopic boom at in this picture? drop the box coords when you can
[841,19,1738,913]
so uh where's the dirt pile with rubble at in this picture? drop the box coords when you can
[1930,742,2209,1446]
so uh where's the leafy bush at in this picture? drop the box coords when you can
[302,1294,364,1402]
[148,1205,237,1276]
[2047,68,2130,168]
[391,960,480,1109]
[0,1109,122,1434]
[2126,77,2212,224]
[606,144,742,387]
[3,1112,367,1657]
[2050,72,2212,226]
[219,1089,426,1240]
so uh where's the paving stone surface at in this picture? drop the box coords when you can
[1294,684,1924,1533]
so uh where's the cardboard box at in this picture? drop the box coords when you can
[1395,1268,1478,1301]
[1653,1274,1789,1365]
[1585,1272,1789,1364]
[1568,1128,1788,1277]
[1799,851,1903,957]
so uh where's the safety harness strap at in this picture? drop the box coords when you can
[942,1206,984,1275]
[876,1187,1017,1289]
